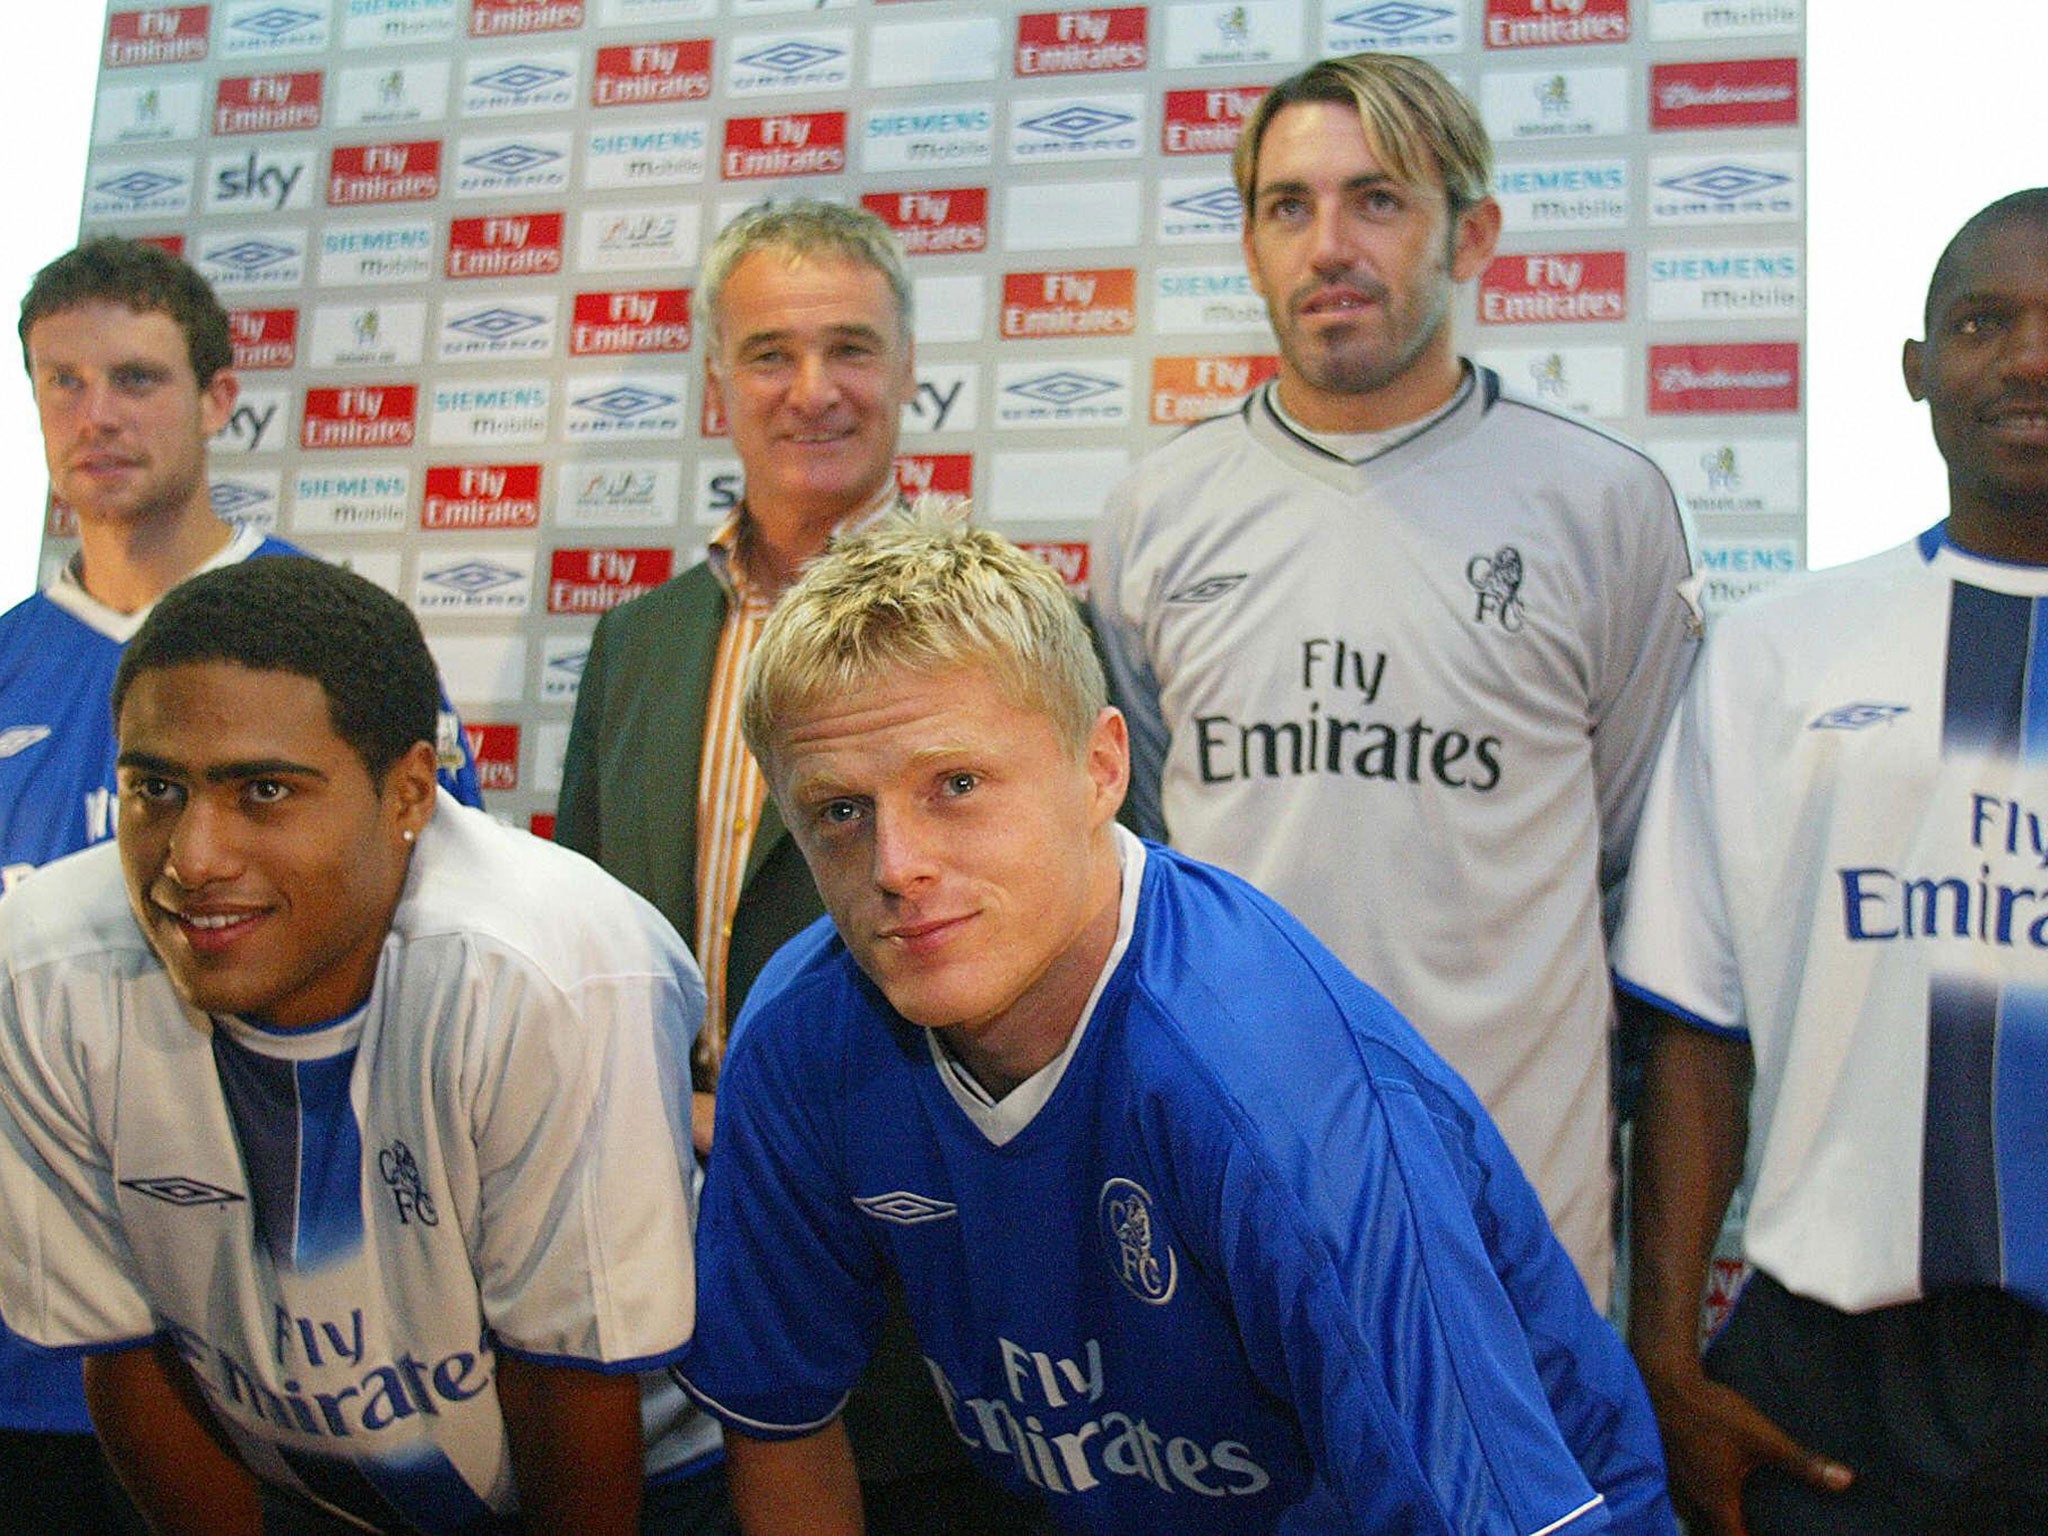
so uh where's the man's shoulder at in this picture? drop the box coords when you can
[0,588,95,653]
[726,917,867,1060]
[1475,376,1674,494]
[0,842,149,976]
[1120,846,1437,1085]
[398,800,698,982]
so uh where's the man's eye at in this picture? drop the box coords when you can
[127,777,180,806]
[942,772,977,797]
[245,780,290,805]
[820,799,863,825]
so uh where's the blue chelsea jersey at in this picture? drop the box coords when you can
[684,838,1673,1534]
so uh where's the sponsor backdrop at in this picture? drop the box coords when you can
[65,0,1803,828]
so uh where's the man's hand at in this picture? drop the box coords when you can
[1640,1361,1851,1535]
[85,1338,262,1536]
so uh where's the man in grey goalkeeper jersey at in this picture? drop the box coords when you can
[1088,52,1698,1305]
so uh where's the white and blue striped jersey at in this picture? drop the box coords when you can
[1616,524,2048,1315]
[0,528,484,1436]
[683,830,1674,1535]
[0,797,710,1529]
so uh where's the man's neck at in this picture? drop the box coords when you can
[75,505,236,615]
[741,483,895,598]
[1272,352,1466,436]
[1944,488,2048,568]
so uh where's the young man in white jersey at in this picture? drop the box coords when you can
[1618,192,2048,1533]
[0,557,715,1534]
[0,236,481,1532]
[1088,54,1698,1306]
[679,514,1676,1534]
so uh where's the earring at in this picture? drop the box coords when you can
[402,829,416,845]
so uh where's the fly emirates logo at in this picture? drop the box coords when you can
[925,1336,1270,1502]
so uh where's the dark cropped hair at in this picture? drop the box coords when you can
[19,236,234,386]
[1925,188,2048,330]
[114,558,440,786]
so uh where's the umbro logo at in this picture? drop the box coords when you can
[854,1190,958,1226]
[121,1175,244,1207]
[1165,573,1247,604]
[0,726,51,759]
[1811,703,1909,731]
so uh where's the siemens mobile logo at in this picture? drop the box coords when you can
[862,103,994,174]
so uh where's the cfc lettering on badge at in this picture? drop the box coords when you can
[1098,1178,1175,1304]
[378,1139,438,1225]
[1466,545,1527,631]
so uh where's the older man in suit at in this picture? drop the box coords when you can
[557,200,1038,1536]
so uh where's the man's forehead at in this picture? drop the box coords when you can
[1929,217,2048,314]
[28,300,183,357]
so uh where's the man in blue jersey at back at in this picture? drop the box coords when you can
[0,237,481,1531]
[679,512,1675,1534]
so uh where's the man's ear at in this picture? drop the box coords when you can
[1450,197,1503,284]
[386,739,440,845]
[1085,706,1130,830]
[1903,338,1928,403]
[199,366,240,439]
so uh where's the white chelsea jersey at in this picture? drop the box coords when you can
[1617,527,2048,1315]
[0,796,710,1529]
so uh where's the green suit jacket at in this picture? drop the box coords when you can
[555,558,824,1048]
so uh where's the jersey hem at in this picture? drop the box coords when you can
[673,1371,852,1439]
[1613,976,1748,1041]
[491,1337,690,1375]
[1528,1492,1606,1535]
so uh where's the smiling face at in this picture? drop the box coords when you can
[1241,100,1498,433]
[707,248,915,546]
[1906,215,2048,550]
[771,662,1127,1090]
[116,662,436,1029]
[27,299,236,534]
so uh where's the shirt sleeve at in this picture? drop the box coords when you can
[0,954,157,1352]
[674,994,885,1435]
[1184,1048,1671,1534]
[470,939,703,1371]
[1611,638,1747,1039]
[1089,481,1171,842]
[1589,467,1699,933]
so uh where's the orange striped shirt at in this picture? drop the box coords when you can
[692,495,898,1081]
[693,513,775,1083]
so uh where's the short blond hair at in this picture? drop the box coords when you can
[742,510,1104,772]
[1233,53,1493,213]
